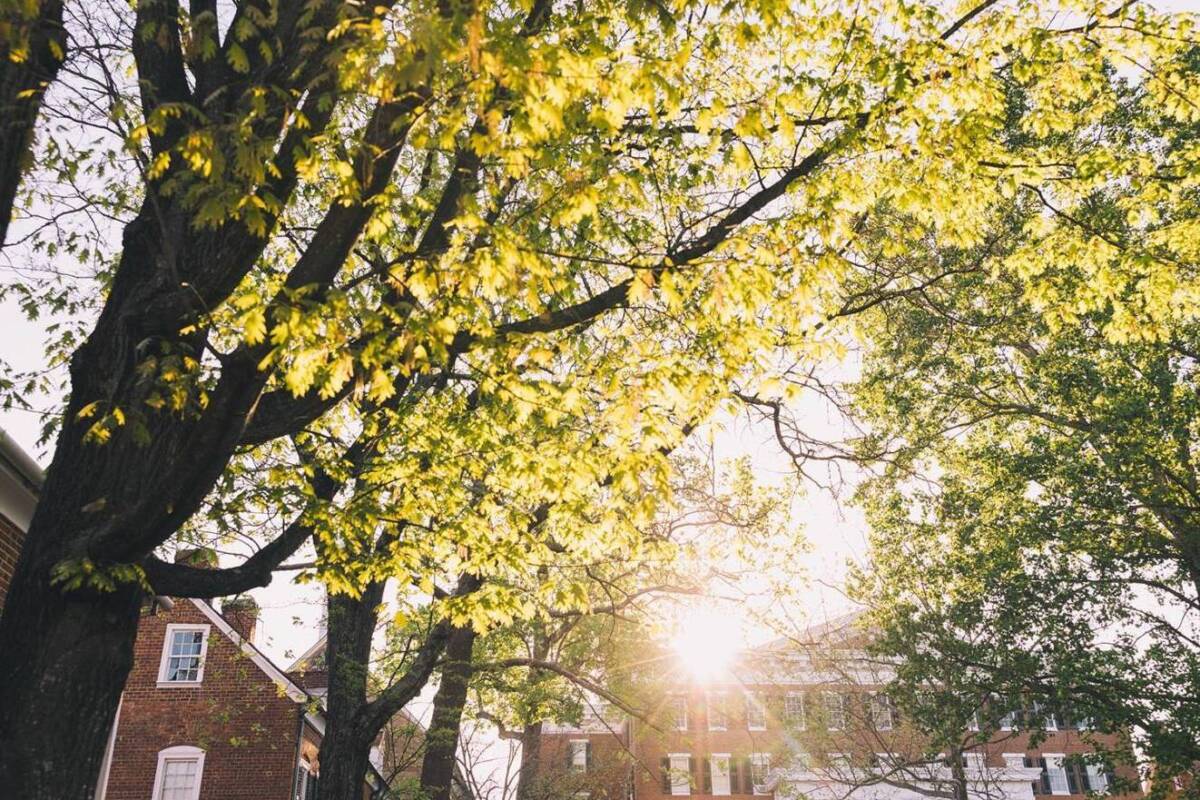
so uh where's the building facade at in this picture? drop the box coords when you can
[543,620,1138,800]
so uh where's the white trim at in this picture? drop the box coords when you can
[95,694,122,800]
[569,738,589,772]
[784,691,806,730]
[710,752,732,796]
[668,753,691,796]
[745,691,767,731]
[750,753,771,796]
[707,691,728,731]
[669,693,689,731]
[157,624,210,687]
[1043,753,1071,795]
[152,745,205,800]
[188,599,309,702]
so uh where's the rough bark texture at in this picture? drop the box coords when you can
[419,624,478,800]
[515,721,545,800]
[0,0,65,247]
[320,584,388,800]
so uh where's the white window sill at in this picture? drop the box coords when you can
[748,726,767,732]
[157,680,204,689]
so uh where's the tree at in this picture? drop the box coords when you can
[0,1,1191,797]
[843,52,1200,794]
[0,0,65,245]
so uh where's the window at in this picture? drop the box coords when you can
[784,692,806,729]
[750,753,771,795]
[158,625,209,686]
[745,692,767,731]
[1084,764,1110,793]
[295,762,318,800]
[710,754,732,796]
[569,740,590,773]
[708,692,728,731]
[669,694,689,731]
[664,753,691,796]
[870,693,895,731]
[823,692,846,731]
[964,753,987,771]
[152,746,204,800]
[1043,754,1071,795]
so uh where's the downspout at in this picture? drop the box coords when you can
[291,706,306,800]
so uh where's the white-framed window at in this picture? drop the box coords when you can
[965,752,987,771]
[1043,754,1071,795]
[823,691,846,731]
[745,692,767,731]
[785,692,806,729]
[707,692,728,731]
[158,624,210,686]
[295,761,318,800]
[829,752,852,769]
[669,753,691,796]
[152,745,205,800]
[569,739,590,772]
[710,753,732,796]
[669,694,689,731]
[750,753,771,795]
[1085,764,1110,793]
[870,693,894,731]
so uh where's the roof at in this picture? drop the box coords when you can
[188,598,325,734]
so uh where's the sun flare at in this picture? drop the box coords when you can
[670,605,744,683]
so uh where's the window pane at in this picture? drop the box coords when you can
[160,759,198,800]
[165,631,203,682]
[785,693,805,728]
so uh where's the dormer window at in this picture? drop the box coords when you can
[158,624,209,686]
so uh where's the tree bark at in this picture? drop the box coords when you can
[515,721,545,800]
[319,583,387,800]
[0,0,65,247]
[419,624,478,800]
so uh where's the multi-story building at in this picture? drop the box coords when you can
[544,615,1138,800]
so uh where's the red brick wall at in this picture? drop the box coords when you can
[102,599,303,800]
[0,511,25,613]
[534,731,632,800]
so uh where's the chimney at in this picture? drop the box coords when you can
[221,596,259,643]
[174,547,218,568]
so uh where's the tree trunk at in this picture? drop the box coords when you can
[515,721,545,800]
[319,584,386,800]
[0,528,142,798]
[419,624,478,800]
[0,0,65,246]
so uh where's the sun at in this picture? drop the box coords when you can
[670,605,744,683]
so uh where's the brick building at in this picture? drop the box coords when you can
[0,430,406,800]
[0,429,42,614]
[544,614,1140,800]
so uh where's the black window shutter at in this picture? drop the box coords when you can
[586,741,593,772]
[703,758,712,793]
[744,757,754,790]
[730,758,740,794]
[662,757,672,793]
[690,756,697,792]
[1066,763,1080,794]
[1039,758,1052,795]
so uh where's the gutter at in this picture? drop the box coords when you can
[0,429,44,494]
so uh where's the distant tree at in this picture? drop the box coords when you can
[844,57,1200,795]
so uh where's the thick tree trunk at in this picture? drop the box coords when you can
[0,0,65,246]
[0,531,142,798]
[319,584,387,800]
[419,625,478,800]
[515,721,545,800]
